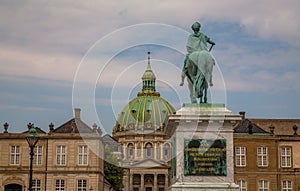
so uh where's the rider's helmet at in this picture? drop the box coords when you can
[191,22,201,31]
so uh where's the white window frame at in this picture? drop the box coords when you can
[10,145,20,165]
[282,180,292,191]
[237,179,247,191]
[77,179,87,191]
[257,146,268,167]
[78,145,88,165]
[55,179,65,191]
[56,145,67,165]
[33,146,42,165]
[32,179,41,191]
[258,180,269,191]
[235,146,246,167]
[281,147,292,168]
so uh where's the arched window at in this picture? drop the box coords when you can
[163,143,171,160]
[127,143,134,159]
[145,143,153,158]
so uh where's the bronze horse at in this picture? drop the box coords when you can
[181,50,215,103]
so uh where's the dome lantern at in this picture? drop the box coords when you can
[141,51,156,94]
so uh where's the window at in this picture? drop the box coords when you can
[258,180,269,191]
[77,179,87,191]
[10,146,20,165]
[145,143,153,158]
[257,146,268,167]
[33,146,42,165]
[127,143,134,159]
[32,179,41,191]
[282,180,292,191]
[55,179,65,191]
[237,180,247,191]
[56,145,66,165]
[281,147,292,168]
[235,146,246,167]
[78,145,88,165]
[163,144,171,160]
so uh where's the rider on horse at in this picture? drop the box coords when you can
[180,22,215,103]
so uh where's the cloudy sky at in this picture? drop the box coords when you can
[1,0,300,134]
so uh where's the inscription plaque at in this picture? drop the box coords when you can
[184,139,226,176]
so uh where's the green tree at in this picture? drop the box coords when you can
[104,147,124,190]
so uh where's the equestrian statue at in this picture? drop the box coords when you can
[180,22,216,103]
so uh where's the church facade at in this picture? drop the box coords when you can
[112,53,175,191]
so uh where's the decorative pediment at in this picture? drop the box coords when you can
[128,158,169,168]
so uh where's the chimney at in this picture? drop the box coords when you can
[74,108,81,119]
[239,111,246,120]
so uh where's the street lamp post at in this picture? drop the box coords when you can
[25,123,40,191]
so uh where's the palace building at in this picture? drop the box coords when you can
[233,114,300,191]
[0,108,105,191]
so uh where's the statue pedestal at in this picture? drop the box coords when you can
[169,182,239,191]
[165,103,242,191]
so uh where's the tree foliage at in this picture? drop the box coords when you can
[104,147,124,190]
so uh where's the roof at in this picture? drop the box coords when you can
[249,118,300,135]
[234,119,269,134]
[53,118,93,133]
[113,94,175,133]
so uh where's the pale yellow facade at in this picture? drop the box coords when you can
[0,109,105,191]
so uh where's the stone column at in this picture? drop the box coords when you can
[154,174,157,191]
[160,144,163,160]
[134,143,137,159]
[154,143,157,159]
[164,174,168,190]
[123,143,127,160]
[141,142,144,159]
[129,173,133,191]
[141,173,144,191]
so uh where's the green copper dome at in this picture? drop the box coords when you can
[113,52,175,133]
